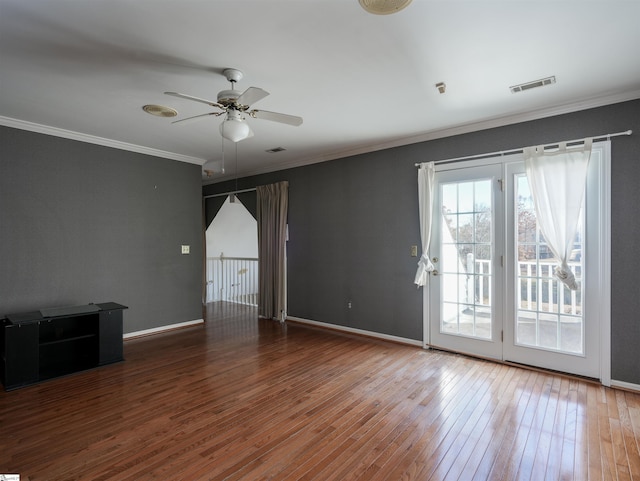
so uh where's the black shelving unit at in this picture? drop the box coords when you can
[1,302,127,390]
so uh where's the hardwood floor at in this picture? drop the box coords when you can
[2,302,639,480]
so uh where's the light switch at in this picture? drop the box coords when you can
[181,245,190,254]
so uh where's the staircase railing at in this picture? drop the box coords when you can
[205,256,258,306]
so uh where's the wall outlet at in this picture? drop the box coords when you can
[181,245,190,254]
[410,245,418,257]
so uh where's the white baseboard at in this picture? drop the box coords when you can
[123,318,204,340]
[610,379,640,393]
[286,316,422,347]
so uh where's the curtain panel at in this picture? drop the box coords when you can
[256,181,289,321]
[524,139,592,290]
[414,162,436,287]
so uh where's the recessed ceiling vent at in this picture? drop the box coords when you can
[510,76,556,94]
[266,147,286,153]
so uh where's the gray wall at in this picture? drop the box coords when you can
[1,126,203,333]
[203,99,640,385]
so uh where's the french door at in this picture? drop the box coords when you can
[426,145,609,379]
[428,163,504,360]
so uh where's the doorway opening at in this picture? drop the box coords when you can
[205,195,258,306]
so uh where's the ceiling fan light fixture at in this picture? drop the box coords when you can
[220,113,251,143]
[358,0,412,15]
[166,68,302,141]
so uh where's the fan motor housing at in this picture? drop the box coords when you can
[217,89,240,107]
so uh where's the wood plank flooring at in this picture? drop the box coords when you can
[2,302,639,480]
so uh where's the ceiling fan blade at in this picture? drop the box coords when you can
[250,109,303,126]
[164,91,225,110]
[236,87,269,106]
[171,112,223,124]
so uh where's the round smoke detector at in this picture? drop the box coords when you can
[142,104,178,117]
[358,0,412,15]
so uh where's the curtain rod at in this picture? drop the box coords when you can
[415,129,632,167]
[203,187,257,200]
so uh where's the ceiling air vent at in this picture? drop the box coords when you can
[510,76,556,94]
[266,147,286,153]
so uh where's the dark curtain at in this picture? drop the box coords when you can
[256,181,288,321]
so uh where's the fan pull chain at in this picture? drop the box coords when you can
[221,136,225,174]
[235,142,239,192]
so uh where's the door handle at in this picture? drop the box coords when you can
[432,257,439,263]
[431,269,439,276]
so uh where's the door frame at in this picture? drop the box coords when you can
[421,144,611,385]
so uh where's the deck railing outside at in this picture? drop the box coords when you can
[206,256,258,306]
[472,258,581,315]
[205,255,579,313]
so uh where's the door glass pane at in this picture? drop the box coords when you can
[439,179,493,340]
[458,214,474,243]
[458,182,474,213]
[515,174,584,355]
[475,181,491,212]
[442,184,458,214]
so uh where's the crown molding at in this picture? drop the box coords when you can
[204,88,640,184]
[3,86,639,184]
[0,116,206,166]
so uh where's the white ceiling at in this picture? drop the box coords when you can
[2,0,640,184]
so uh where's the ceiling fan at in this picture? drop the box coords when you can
[165,68,303,143]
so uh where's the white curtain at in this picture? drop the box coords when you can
[524,139,592,290]
[414,162,436,287]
